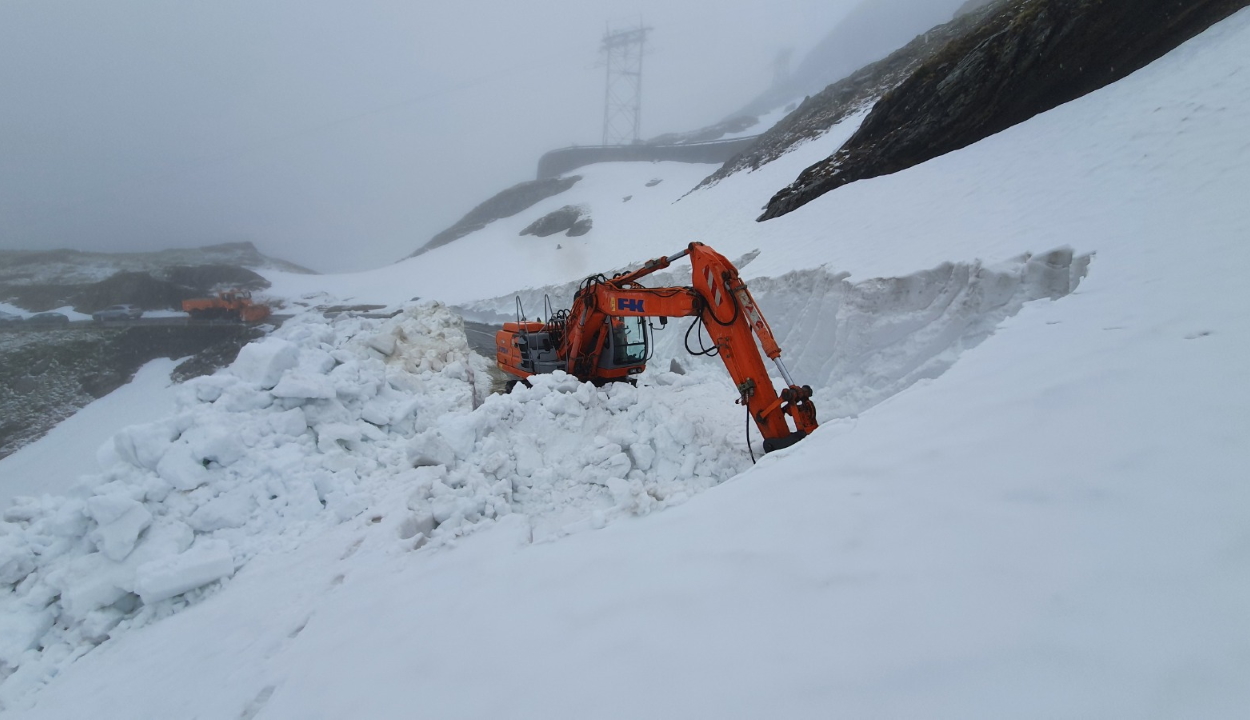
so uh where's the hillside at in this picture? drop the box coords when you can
[1,6,1248,719]
[0,242,313,287]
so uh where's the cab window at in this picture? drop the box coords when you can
[610,316,648,365]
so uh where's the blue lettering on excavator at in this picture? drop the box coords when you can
[616,298,644,313]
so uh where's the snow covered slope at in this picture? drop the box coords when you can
[3,8,1249,718]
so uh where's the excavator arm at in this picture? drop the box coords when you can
[557,242,817,452]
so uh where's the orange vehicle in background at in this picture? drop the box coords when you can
[496,242,817,454]
[182,289,271,323]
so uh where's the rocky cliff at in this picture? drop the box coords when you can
[759,0,1249,219]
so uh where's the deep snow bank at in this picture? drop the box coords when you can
[0,303,756,707]
[459,247,1091,418]
[0,304,491,705]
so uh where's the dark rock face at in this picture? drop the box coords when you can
[567,217,593,237]
[411,175,582,257]
[520,206,592,238]
[760,0,1249,220]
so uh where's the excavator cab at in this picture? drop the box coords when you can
[600,316,648,370]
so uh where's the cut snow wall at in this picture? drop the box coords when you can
[458,248,1091,418]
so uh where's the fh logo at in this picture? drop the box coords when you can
[616,298,645,313]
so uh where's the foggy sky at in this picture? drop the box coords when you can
[0,0,967,273]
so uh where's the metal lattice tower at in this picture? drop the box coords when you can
[600,23,651,146]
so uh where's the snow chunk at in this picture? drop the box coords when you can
[155,443,210,491]
[230,338,300,389]
[86,495,152,561]
[271,372,337,400]
[134,539,235,604]
[408,430,456,468]
[187,491,254,532]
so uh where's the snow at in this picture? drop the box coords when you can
[41,306,90,322]
[3,7,1250,718]
[719,100,801,140]
[0,305,91,321]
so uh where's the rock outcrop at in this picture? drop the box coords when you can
[410,176,582,257]
[520,206,592,238]
[760,0,1249,220]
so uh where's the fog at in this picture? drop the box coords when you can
[0,0,967,273]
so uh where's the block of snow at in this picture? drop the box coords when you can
[298,348,337,374]
[86,495,152,561]
[187,491,255,532]
[134,539,235,604]
[366,332,398,356]
[271,371,337,400]
[230,338,300,389]
[315,422,363,453]
[112,420,180,471]
[183,423,246,467]
[155,444,210,491]
[268,407,309,437]
[360,397,392,426]
[408,430,455,468]
[54,552,131,620]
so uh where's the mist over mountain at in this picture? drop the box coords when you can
[735,0,972,118]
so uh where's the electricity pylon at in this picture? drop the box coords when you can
[600,22,651,146]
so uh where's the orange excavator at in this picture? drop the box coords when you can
[182,289,271,323]
[496,242,817,453]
